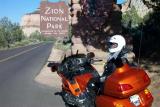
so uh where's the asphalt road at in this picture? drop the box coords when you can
[0,43,65,107]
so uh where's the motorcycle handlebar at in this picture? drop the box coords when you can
[47,61,60,67]
[93,59,103,62]
[90,59,103,64]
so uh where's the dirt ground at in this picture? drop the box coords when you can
[147,69,160,107]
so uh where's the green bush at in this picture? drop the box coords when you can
[54,39,71,51]
[122,7,143,28]
[30,31,43,41]
[30,31,56,42]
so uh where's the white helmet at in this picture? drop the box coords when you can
[108,35,126,53]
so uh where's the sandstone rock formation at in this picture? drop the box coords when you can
[122,0,153,18]
[21,8,40,37]
[131,0,153,18]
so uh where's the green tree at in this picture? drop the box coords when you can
[0,17,25,48]
[12,23,24,42]
[30,31,43,41]
[0,17,13,48]
[0,27,7,47]
[30,31,56,42]
[122,1,160,62]
[122,7,143,28]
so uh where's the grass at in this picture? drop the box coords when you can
[0,39,41,51]
[54,40,71,51]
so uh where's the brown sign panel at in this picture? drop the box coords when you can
[40,1,69,37]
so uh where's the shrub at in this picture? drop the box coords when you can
[122,7,143,28]
[54,39,71,51]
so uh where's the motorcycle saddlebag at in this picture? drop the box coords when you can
[103,64,151,98]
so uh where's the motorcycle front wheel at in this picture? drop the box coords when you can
[65,103,76,107]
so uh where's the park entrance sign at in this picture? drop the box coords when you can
[40,1,69,37]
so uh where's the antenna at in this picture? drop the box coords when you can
[76,50,79,55]
[71,43,73,55]
[137,23,143,67]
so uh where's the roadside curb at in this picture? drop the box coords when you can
[35,63,61,88]
[35,46,62,88]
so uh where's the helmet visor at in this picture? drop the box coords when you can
[107,42,118,49]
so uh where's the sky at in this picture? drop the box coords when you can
[0,0,125,23]
[0,0,61,23]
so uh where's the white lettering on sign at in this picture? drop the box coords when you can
[41,16,69,22]
[47,23,62,29]
[40,2,69,37]
[45,7,64,14]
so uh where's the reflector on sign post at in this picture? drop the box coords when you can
[116,0,127,4]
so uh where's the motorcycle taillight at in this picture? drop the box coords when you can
[144,89,153,99]
[117,84,133,92]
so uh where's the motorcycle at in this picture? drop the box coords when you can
[48,52,153,107]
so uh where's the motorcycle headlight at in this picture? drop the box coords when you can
[76,92,88,104]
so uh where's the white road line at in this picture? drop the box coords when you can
[0,44,44,63]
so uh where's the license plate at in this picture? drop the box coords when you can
[130,95,140,106]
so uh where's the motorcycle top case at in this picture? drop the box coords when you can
[103,64,151,98]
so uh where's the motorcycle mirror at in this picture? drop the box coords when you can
[76,50,79,55]
[71,42,74,46]
[87,52,95,58]
[47,62,59,72]
[51,66,58,72]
